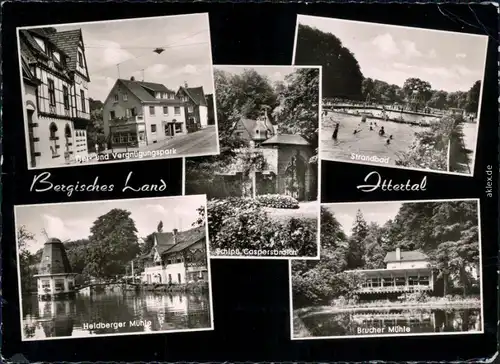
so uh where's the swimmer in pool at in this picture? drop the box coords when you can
[332,123,339,140]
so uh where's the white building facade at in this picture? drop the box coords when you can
[19,27,91,168]
[102,78,188,149]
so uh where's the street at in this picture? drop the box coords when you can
[150,125,218,156]
[102,126,219,161]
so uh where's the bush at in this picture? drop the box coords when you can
[207,197,317,256]
[256,194,300,209]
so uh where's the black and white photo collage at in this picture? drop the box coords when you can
[2,3,498,363]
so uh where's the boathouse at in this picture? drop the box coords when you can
[347,248,434,298]
[34,238,76,300]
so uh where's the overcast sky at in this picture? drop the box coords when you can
[15,195,206,254]
[296,15,488,92]
[32,13,214,102]
[323,201,402,237]
[215,65,308,85]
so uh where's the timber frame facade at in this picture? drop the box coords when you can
[19,27,91,168]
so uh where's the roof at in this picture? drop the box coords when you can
[152,226,206,255]
[261,134,310,146]
[47,29,82,72]
[117,79,181,104]
[384,250,429,263]
[179,86,207,106]
[153,231,176,254]
[237,118,276,141]
[36,238,73,275]
[21,55,39,85]
[164,226,206,254]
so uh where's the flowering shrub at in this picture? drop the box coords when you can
[396,115,463,171]
[256,194,300,209]
[206,197,317,256]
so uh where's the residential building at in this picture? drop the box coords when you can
[346,248,434,296]
[34,238,77,300]
[140,226,208,285]
[103,77,189,148]
[177,83,209,131]
[19,27,91,168]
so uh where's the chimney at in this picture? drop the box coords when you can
[184,81,188,88]
[395,247,401,261]
[130,76,135,81]
[172,229,178,245]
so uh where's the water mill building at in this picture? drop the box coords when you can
[34,238,77,300]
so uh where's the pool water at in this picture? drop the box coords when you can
[321,112,427,165]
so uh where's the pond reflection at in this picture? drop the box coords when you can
[295,308,482,338]
[22,291,212,340]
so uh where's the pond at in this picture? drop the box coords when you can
[21,291,212,340]
[294,308,482,338]
[321,111,428,165]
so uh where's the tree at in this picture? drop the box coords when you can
[295,24,364,99]
[465,80,481,114]
[273,67,320,162]
[291,207,349,307]
[363,223,386,269]
[427,90,448,110]
[84,209,140,278]
[346,209,368,269]
[214,68,277,147]
[17,226,37,294]
[87,98,105,152]
[402,77,432,111]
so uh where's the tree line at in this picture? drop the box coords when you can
[295,24,481,113]
[292,201,480,308]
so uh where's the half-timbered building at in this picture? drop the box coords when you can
[140,226,208,284]
[19,27,91,168]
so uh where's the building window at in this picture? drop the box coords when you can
[34,37,46,52]
[174,106,181,115]
[41,280,50,289]
[177,273,182,284]
[114,94,119,102]
[78,51,84,67]
[49,123,59,158]
[187,105,194,113]
[63,86,70,110]
[163,106,169,115]
[53,51,61,62]
[151,124,157,133]
[47,79,56,106]
[168,274,172,283]
[149,106,155,115]
[176,258,182,263]
[125,109,131,118]
[110,110,116,119]
[123,93,128,101]
[55,279,65,291]
[131,107,137,117]
[80,90,86,113]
